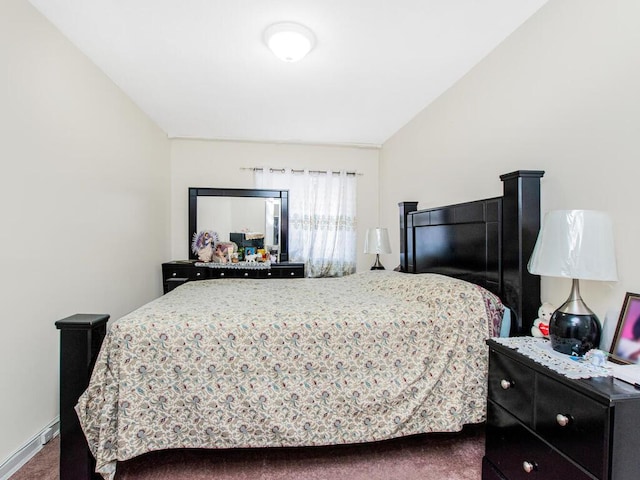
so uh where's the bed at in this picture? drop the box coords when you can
[57,170,544,480]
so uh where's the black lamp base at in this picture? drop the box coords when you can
[370,254,385,270]
[548,278,602,356]
[549,311,602,356]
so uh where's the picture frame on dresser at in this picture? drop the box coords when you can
[610,291,640,364]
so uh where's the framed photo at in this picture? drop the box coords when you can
[244,247,256,256]
[610,292,640,364]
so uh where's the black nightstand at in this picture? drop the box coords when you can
[483,338,640,480]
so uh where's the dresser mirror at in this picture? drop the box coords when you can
[188,188,289,262]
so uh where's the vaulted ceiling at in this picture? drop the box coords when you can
[29,0,548,146]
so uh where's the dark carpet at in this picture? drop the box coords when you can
[11,424,485,480]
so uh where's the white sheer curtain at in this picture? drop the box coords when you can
[255,168,357,277]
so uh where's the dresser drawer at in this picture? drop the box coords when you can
[486,401,592,480]
[164,265,208,281]
[271,263,305,278]
[208,268,268,279]
[209,269,230,279]
[488,350,535,426]
[536,374,609,478]
[165,277,188,292]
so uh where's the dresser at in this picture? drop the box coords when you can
[162,260,305,293]
[483,338,640,480]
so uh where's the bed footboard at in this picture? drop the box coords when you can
[55,313,109,480]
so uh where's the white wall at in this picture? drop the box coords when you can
[0,0,170,464]
[380,0,640,343]
[170,139,380,272]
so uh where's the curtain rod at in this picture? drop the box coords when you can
[241,167,362,176]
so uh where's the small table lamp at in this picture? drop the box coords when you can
[527,210,617,355]
[364,228,391,270]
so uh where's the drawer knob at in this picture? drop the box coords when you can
[244,272,249,277]
[522,461,536,473]
[220,272,225,277]
[290,272,295,276]
[500,379,513,390]
[267,272,272,276]
[172,272,177,277]
[556,413,570,427]
[196,272,201,277]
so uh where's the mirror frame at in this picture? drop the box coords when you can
[188,187,289,262]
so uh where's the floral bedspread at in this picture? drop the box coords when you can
[76,271,503,479]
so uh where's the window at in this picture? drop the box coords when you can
[255,168,357,277]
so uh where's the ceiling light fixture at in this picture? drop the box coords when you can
[264,22,316,62]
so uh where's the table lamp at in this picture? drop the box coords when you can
[364,228,391,270]
[527,210,617,355]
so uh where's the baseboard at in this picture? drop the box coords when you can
[0,417,60,480]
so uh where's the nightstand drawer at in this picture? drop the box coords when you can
[484,339,640,480]
[486,401,592,480]
[488,350,535,426]
[482,457,507,480]
[536,374,609,478]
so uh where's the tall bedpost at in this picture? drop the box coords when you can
[398,202,418,272]
[55,313,109,480]
[500,170,544,335]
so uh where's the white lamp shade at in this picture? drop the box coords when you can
[527,210,617,281]
[364,228,392,254]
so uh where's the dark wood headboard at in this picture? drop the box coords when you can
[399,170,544,336]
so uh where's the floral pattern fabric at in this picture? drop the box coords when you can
[76,271,504,479]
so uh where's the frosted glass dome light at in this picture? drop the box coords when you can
[264,22,316,62]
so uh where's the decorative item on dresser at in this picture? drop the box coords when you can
[483,338,640,480]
